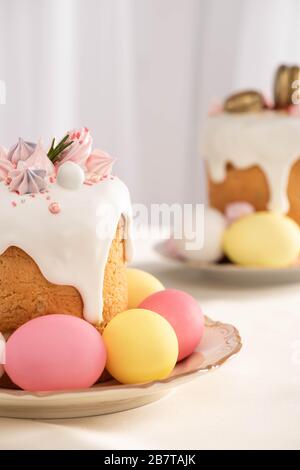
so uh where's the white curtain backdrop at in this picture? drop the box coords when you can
[0,0,300,205]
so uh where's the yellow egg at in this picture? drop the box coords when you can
[102,309,178,384]
[126,268,164,308]
[223,211,300,267]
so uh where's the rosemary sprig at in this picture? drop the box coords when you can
[47,134,73,163]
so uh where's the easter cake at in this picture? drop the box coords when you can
[172,67,300,268]
[0,128,132,336]
[0,129,208,392]
[204,65,300,224]
[173,65,300,268]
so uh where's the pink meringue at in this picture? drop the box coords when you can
[85,149,115,181]
[58,127,93,167]
[7,138,36,164]
[9,168,47,195]
[0,145,7,159]
[0,158,14,181]
[0,146,14,181]
[25,140,54,176]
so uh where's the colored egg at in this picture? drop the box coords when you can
[102,309,178,384]
[4,314,106,391]
[223,211,300,267]
[0,333,5,378]
[126,268,164,308]
[173,207,226,262]
[139,289,204,361]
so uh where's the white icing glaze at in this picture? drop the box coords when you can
[203,111,300,212]
[0,178,132,324]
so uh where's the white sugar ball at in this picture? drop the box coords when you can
[173,207,226,263]
[57,162,85,190]
[0,333,5,378]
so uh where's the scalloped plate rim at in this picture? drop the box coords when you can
[0,317,242,402]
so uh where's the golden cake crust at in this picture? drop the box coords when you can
[207,160,300,225]
[0,221,127,334]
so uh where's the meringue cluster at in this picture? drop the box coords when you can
[0,128,115,195]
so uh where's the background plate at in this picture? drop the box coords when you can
[155,240,300,285]
[0,316,241,419]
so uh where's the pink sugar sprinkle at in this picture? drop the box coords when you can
[46,196,51,201]
[49,176,56,184]
[84,180,93,186]
[30,194,36,198]
[48,202,61,214]
[11,201,17,207]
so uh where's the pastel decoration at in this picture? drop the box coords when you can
[85,149,115,181]
[223,211,300,267]
[25,140,54,175]
[173,207,226,263]
[7,138,36,164]
[9,168,47,195]
[126,268,164,308]
[58,127,93,167]
[4,314,106,391]
[0,157,14,181]
[102,309,178,384]
[225,201,255,225]
[57,161,85,190]
[0,333,5,379]
[139,289,204,361]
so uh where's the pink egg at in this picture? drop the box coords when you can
[4,314,106,392]
[139,289,204,361]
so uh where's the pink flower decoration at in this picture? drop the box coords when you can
[57,127,93,168]
[7,138,36,164]
[85,149,115,181]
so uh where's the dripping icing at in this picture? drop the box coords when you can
[203,111,300,212]
[0,178,132,324]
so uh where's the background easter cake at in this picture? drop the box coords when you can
[204,65,300,224]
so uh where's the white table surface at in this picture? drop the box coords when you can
[1,236,300,450]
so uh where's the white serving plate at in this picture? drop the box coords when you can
[0,317,241,419]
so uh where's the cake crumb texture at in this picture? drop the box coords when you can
[0,220,128,334]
